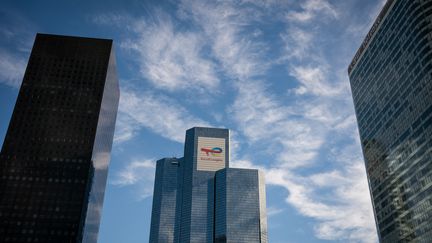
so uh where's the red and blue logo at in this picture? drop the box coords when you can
[201,147,223,156]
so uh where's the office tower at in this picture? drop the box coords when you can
[149,158,181,243]
[177,127,230,243]
[149,127,267,243]
[0,33,119,243]
[214,168,267,243]
[348,0,432,242]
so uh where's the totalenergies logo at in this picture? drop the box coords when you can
[201,147,223,157]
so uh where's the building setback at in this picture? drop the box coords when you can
[0,33,119,243]
[149,127,267,243]
[348,0,432,242]
[215,168,267,243]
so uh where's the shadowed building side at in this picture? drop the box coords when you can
[82,38,119,243]
[0,33,119,243]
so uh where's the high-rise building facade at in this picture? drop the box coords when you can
[149,127,267,243]
[214,168,267,243]
[177,127,230,243]
[348,0,432,241]
[0,33,119,243]
[149,158,180,242]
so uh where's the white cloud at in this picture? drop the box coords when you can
[121,13,219,92]
[0,49,26,87]
[280,27,314,60]
[267,206,284,217]
[286,0,338,23]
[229,74,376,242]
[112,159,154,186]
[111,159,156,199]
[290,66,343,97]
[230,80,326,168]
[114,113,141,144]
[91,13,133,29]
[118,88,211,143]
[230,81,290,141]
[91,1,379,242]
[261,161,376,243]
[179,0,267,80]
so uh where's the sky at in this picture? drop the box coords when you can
[0,0,387,242]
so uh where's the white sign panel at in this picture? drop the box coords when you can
[197,137,226,171]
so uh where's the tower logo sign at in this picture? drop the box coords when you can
[200,147,222,156]
[197,137,226,171]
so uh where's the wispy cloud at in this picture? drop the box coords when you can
[113,113,141,144]
[286,0,338,23]
[0,49,26,87]
[118,88,210,143]
[218,1,377,241]
[111,159,156,199]
[120,12,219,92]
[230,80,329,169]
[91,13,134,29]
[290,65,343,96]
[179,0,268,80]
[280,27,314,60]
[267,206,284,217]
[90,0,379,241]
[0,10,36,88]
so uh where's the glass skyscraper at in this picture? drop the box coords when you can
[149,158,180,243]
[215,168,267,243]
[177,127,230,243]
[149,127,267,243]
[0,33,119,242]
[348,0,432,241]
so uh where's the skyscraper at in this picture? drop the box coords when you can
[149,127,267,243]
[177,127,229,243]
[214,168,267,243]
[348,0,432,241]
[149,158,180,243]
[0,33,119,243]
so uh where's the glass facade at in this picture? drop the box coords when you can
[149,158,181,243]
[348,0,432,242]
[177,127,230,243]
[0,33,119,243]
[149,127,268,242]
[215,168,267,243]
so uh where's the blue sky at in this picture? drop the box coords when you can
[0,0,386,242]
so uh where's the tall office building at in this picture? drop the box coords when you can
[214,168,267,243]
[149,158,180,243]
[149,127,267,243]
[348,0,432,241]
[0,33,119,242]
[177,127,230,242]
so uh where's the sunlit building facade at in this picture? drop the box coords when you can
[0,33,119,242]
[348,0,432,241]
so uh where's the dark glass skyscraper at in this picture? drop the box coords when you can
[149,127,267,243]
[348,0,432,241]
[0,33,119,243]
